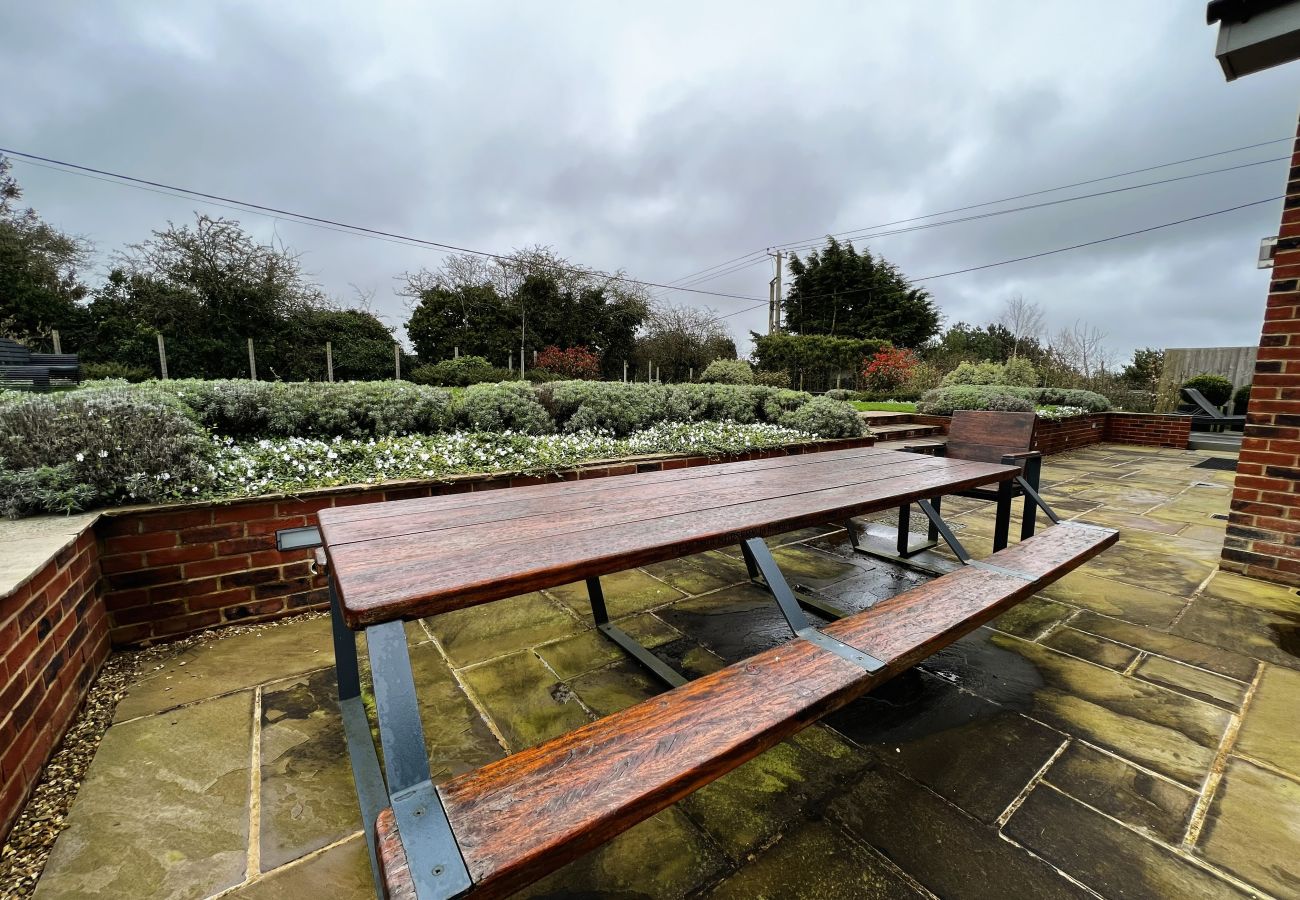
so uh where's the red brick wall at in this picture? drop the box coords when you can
[1035,415,1106,455]
[0,530,107,840]
[915,412,1187,455]
[1103,412,1192,448]
[1224,125,1300,586]
[96,436,877,646]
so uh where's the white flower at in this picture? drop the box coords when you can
[75,452,85,462]
[98,449,109,458]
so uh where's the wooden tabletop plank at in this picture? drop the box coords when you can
[321,448,1019,628]
[324,452,939,548]
[319,445,897,535]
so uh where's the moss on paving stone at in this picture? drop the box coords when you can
[704,819,925,900]
[656,583,817,663]
[826,668,1062,825]
[1068,611,1256,681]
[1041,743,1196,845]
[829,761,1094,900]
[222,835,372,899]
[547,569,686,619]
[535,613,681,680]
[34,692,253,900]
[423,591,585,667]
[1037,570,1188,628]
[923,630,1231,787]
[1234,664,1300,775]
[516,808,726,900]
[1198,757,1300,897]
[641,552,748,595]
[1006,784,1251,898]
[680,726,869,863]
[258,669,361,870]
[989,596,1074,640]
[1133,656,1248,711]
[569,660,661,717]
[1040,626,1140,672]
[113,616,336,722]
[1200,570,1300,616]
[1171,595,1300,671]
[458,650,590,751]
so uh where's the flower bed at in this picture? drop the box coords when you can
[0,380,866,518]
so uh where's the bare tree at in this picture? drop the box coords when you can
[1050,320,1113,381]
[998,293,1045,359]
[635,302,737,381]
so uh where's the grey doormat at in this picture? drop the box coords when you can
[1192,457,1238,472]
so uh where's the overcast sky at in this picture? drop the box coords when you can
[4,1,1299,363]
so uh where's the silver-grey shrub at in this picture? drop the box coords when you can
[125,379,455,438]
[778,396,865,438]
[0,390,214,511]
[456,382,553,434]
[917,385,1037,415]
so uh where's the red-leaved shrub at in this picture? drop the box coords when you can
[862,347,918,392]
[535,345,602,380]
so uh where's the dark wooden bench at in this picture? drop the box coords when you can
[1180,387,1245,432]
[315,446,1117,899]
[0,337,81,389]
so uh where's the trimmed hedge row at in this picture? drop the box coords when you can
[917,384,1111,416]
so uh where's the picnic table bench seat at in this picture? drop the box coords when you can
[369,520,1116,899]
[314,445,1119,898]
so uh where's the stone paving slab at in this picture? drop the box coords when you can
[114,617,336,722]
[29,445,1300,899]
[35,692,254,899]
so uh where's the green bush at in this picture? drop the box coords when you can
[917,386,1036,416]
[1001,357,1038,387]
[778,397,865,438]
[409,356,510,387]
[752,370,790,388]
[81,361,155,383]
[917,384,1110,416]
[135,380,456,438]
[455,382,552,434]
[941,360,1007,386]
[902,361,943,395]
[1233,384,1251,416]
[823,389,855,401]
[1183,373,1233,407]
[751,333,889,392]
[539,382,680,435]
[700,359,755,385]
[0,390,214,514]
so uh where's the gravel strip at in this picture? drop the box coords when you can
[0,611,328,898]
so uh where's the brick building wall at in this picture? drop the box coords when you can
[1224,124,1300,587]
[0,530,107,839]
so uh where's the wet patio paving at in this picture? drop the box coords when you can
[28,443,1300,899]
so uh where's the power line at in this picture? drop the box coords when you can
[0,146,770,305]
[768,136,1295,252]
[710,194,1282,320]
[657,135,1293,291]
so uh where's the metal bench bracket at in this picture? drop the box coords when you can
[740,538,886,673]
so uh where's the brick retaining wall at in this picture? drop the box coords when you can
[96,437,876,647]
[0,530,107,840]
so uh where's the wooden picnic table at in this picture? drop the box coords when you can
[319,445,1021,628]
[313,444,1116,899]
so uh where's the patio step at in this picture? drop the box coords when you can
[859,410,918,427]
[867,422,944,443]
[1188,432,1242,453]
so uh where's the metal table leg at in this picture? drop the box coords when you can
[587,577,686,688]
[993,479,1014,551]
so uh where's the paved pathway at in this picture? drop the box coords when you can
[31,444,1300,898]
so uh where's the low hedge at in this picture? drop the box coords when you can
[917,384,1110,416]
[0,379,867,517]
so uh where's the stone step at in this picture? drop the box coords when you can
[869,423,943,442]
[874,436,947,452]
[859,410,918,427]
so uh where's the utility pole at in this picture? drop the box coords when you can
[767,249,783,334]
